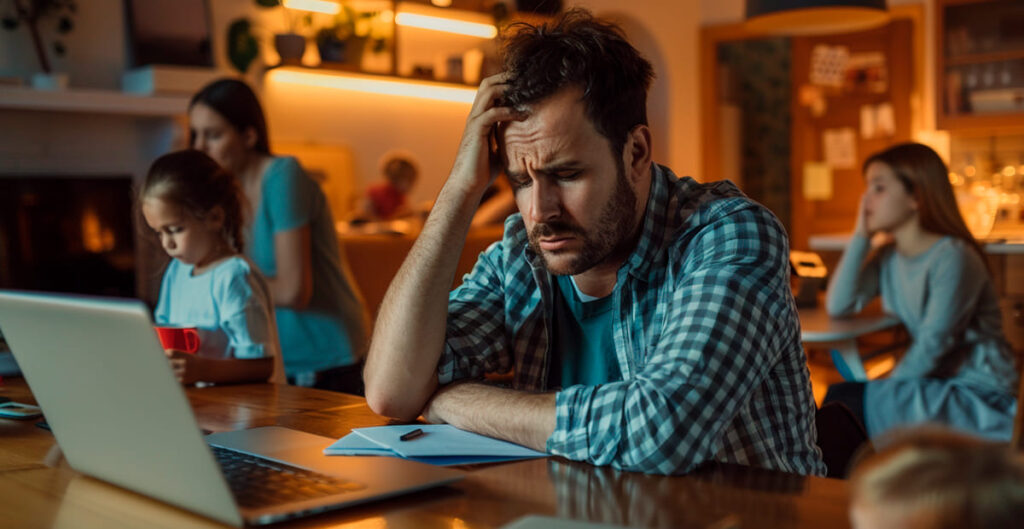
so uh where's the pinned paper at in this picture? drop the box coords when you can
[803,162,833,201]
[810,45,849,87]
[875,102,895,137]
[823,128,857,170]
[860,105,877,139]
[860,103,896,139]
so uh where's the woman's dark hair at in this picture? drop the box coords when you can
[189,78,271,155]
[141,150,248,254]
[501,8,654,161]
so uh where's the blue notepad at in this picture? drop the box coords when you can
[323,424,547,466]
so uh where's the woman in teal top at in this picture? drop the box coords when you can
[188,79,369,393]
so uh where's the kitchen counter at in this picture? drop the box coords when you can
[808,233,1024,254]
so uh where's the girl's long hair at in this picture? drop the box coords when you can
[864,143,987,266]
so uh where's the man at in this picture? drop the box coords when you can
[364,9,825,476]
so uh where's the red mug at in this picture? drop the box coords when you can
[154,326,201,354]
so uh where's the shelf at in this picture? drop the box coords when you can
[270,63,479,87]
[946,49,1024,67]
[936,0,1024,130]
[265,65,479,103]
[0,86,189,117]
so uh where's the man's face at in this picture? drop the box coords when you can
[501,87,638,276]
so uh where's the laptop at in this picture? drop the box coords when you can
[0,290,463,526]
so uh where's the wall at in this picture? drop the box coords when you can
[573,0,702,181]
[699,0,938,135]
[264,0,705,209]
[0,0,126,88]
[0,1,703,205]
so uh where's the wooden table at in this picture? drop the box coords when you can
[0,377,851,528]
[800,307,902,381]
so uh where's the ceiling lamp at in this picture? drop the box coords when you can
[745,0,889,35]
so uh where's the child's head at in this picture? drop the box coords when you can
[849,427,1024,529]
[140,150,247,266]
[862,143,975,245]
[380,152,418,194]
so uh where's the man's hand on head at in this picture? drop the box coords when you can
[448,72,527,197]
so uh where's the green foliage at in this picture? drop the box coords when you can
[1,0,77,72]
[227,18,259,74]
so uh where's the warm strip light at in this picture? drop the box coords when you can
[269,69,476,103]
[283,0,340,15]
[395,12,497,38]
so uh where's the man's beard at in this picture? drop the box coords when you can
[527,166,638,276]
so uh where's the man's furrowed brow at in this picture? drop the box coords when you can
[507,161,584,179]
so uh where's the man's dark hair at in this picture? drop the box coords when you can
[502,8,654,159]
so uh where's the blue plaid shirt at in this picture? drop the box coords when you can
[440,164,825,476]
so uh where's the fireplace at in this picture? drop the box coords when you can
[0,175,137,298]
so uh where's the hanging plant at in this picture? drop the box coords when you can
[1,0,77,74]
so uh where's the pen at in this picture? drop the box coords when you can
[399,428,424,441]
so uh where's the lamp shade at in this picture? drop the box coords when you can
[746,0,889,35]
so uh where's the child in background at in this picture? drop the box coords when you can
[824,143,1017,441]
[141,150,284,385]
[354,152,419,221]
[849,427,1024,529]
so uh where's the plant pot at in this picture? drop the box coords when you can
[317,36,367,68]
[30,72,69,91]
[274,33,306,65]
[317,38,347,64]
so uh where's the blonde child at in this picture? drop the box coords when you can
[354,152,419,221]
[849,427,1024,529]
[141,150,284,385]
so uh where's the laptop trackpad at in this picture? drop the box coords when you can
[206,426,463,488]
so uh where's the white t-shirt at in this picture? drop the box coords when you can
[154,256,284,383]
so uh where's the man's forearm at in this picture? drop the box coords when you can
[363,180,487,420]
[426,383,557,452]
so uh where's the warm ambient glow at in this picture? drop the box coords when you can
[268,68,476,103]
[81,208,115,253]
[866,356,896,379]
[283,0,341,15]
[431,0,453,6]
[395,12,498,38]
[746,7,889,36]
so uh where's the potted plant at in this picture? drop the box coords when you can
[262,0,312,65]
[315,6,389,69]
[1,0,76,89]
[226,0,312,73]
[315,6,360,67]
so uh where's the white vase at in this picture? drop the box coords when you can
[30,72,69,91]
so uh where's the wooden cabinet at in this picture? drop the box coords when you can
[937,0,1024,130]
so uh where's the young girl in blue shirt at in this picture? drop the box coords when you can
[141,150,284,385]
[825,143,1017,441]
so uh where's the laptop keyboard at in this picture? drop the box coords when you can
[210,445,367,508]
